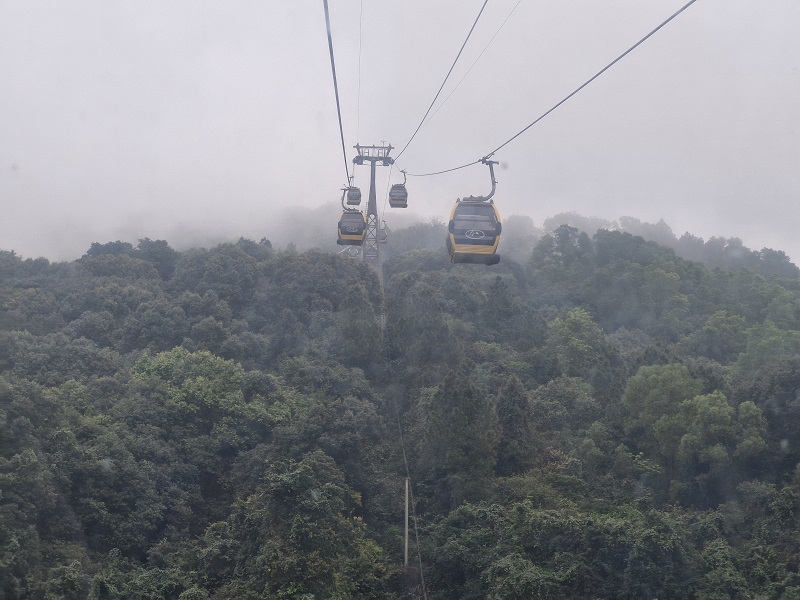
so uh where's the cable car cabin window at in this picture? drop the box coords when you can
[340,212,365,232]
[452,203,498,246]
[337,211,366,245]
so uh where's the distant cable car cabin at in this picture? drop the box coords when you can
[389,170,408,208]
[337,210,367,246]
[379,220,389,243]
[445,159,501,265]
[389,184,408,208]
[346,186,362,206]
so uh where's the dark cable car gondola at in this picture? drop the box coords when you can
[337,188,366,245]
[389,170,408,208]
[346,186,362,206]
[446,158,502,265]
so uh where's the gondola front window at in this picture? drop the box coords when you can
[453,203,498,245]
[340,212,365,234]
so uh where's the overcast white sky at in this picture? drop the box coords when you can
[1,0,798,262]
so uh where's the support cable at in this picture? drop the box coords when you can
[322,0,351,184]
[381,163,395,221]
[405,159,482,178]
[420,0,524,131]
[357,0,364,145]
[394,0,491,161]
[403,0,700,177]
[486,0,699,158]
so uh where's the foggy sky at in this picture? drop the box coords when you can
[1,0,798,262]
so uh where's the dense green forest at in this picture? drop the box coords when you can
[2,220,800,599]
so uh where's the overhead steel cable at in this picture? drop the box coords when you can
[420,0,524,132]
[486,0,700,158]
[404,0,701,177]
[357,0,363,145]
[381,163,395,220]
[375,275,429,598]
[406,159,482,178]
[322,0,351,184]
[394,0,491,161]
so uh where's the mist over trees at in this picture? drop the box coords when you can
[542,211,800,280]
[2,217,800,598]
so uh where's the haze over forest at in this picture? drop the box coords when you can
[4,205,798,276]
[2,1,798,263]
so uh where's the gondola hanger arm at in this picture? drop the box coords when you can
[462,157,498,202]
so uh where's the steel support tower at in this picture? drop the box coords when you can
[353,144,393,265]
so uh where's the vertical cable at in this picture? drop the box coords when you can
[357,0,363,145]
[322,0,351,184]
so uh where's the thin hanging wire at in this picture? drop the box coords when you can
[420,0,524,131]
[394,0,491,161]
[357,0,363,145]
[407,483,427,599]
[405,0,701,177]
[381,163,395,221]
[377,279,429,599]
[322,0,351,184]
[389,380,429,599]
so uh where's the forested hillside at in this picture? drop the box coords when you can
[2,224,800,598]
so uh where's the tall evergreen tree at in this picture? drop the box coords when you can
[495,374,535,476]
[417,363,500,508]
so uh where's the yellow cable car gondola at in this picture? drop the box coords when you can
[446,158,502,265]
[336,187,366,245]
[337,209,366,246]
[446,200,501,264]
